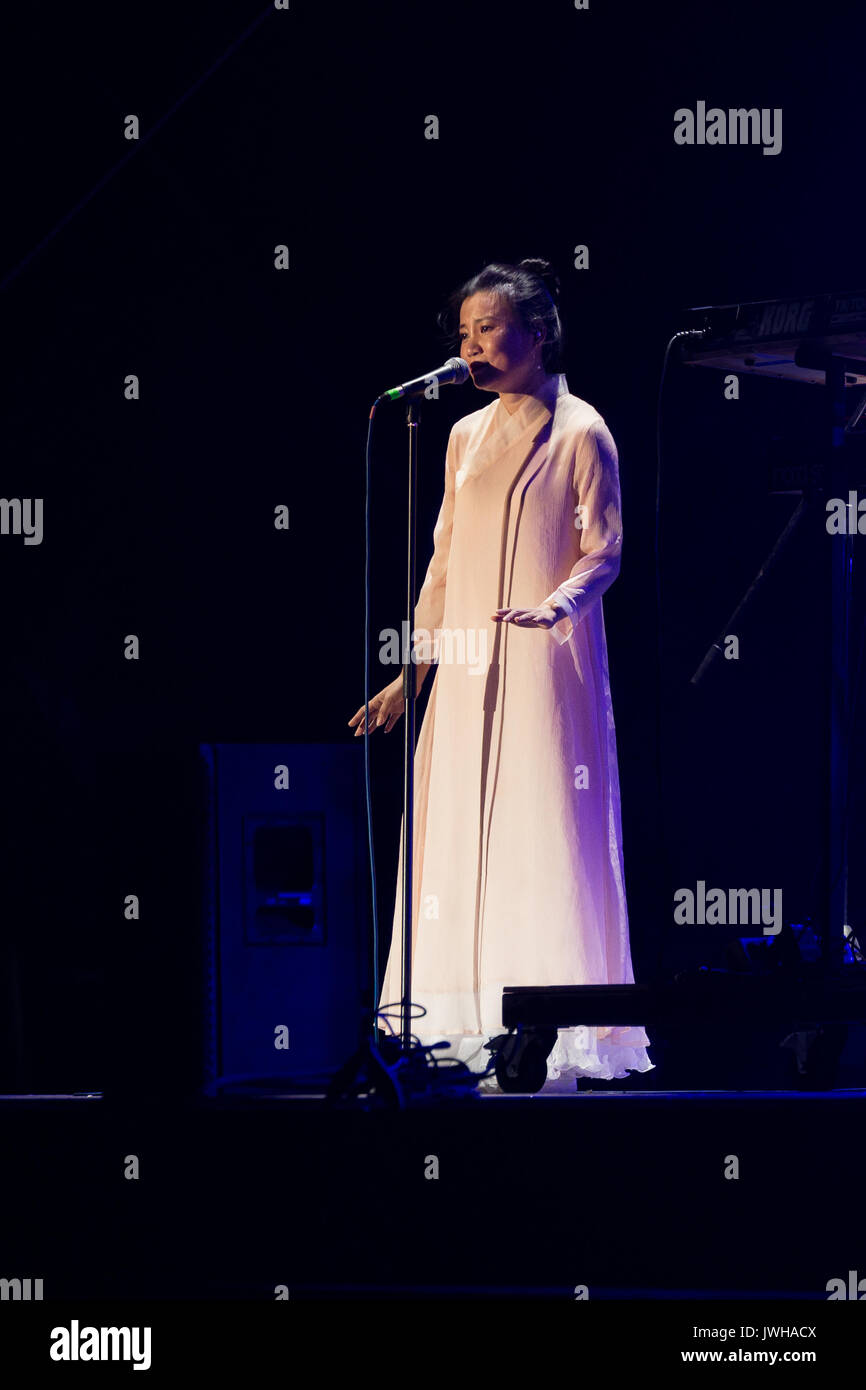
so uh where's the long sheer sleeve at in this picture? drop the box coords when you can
[542,417,622,645]
[411,425,458,662]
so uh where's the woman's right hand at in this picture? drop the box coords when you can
[347,675,406,736]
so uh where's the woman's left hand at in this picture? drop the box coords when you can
[491,602,563,629]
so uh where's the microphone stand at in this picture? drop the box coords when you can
[326,360,474,1107]
[400,399,420,1052]
[325,395,430,1106]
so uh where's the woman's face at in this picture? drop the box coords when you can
[458,290,543,395]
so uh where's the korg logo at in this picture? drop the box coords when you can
[756,300,815,337]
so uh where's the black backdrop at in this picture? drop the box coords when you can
[1,0,863,1093]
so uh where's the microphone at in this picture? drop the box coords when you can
[377,356,470,404]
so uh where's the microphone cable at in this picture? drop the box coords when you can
[654,328,709,980]
[363,401,382,1040]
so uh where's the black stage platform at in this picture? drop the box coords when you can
[3,1087,864,1301]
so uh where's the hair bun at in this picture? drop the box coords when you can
[518,257,560,303]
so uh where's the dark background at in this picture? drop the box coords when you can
[1,0,863,1093]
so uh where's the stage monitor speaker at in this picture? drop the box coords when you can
[199,742,369,1088]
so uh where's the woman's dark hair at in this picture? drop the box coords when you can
[437,257,565,373]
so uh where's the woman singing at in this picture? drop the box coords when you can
[349,258,653,1090]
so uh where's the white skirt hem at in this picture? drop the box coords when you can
[408,1025,655,1089]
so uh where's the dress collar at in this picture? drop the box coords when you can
[455,374,569,492]
[492,372,568,440]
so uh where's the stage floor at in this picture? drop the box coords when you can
[2,1087,865,1300]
